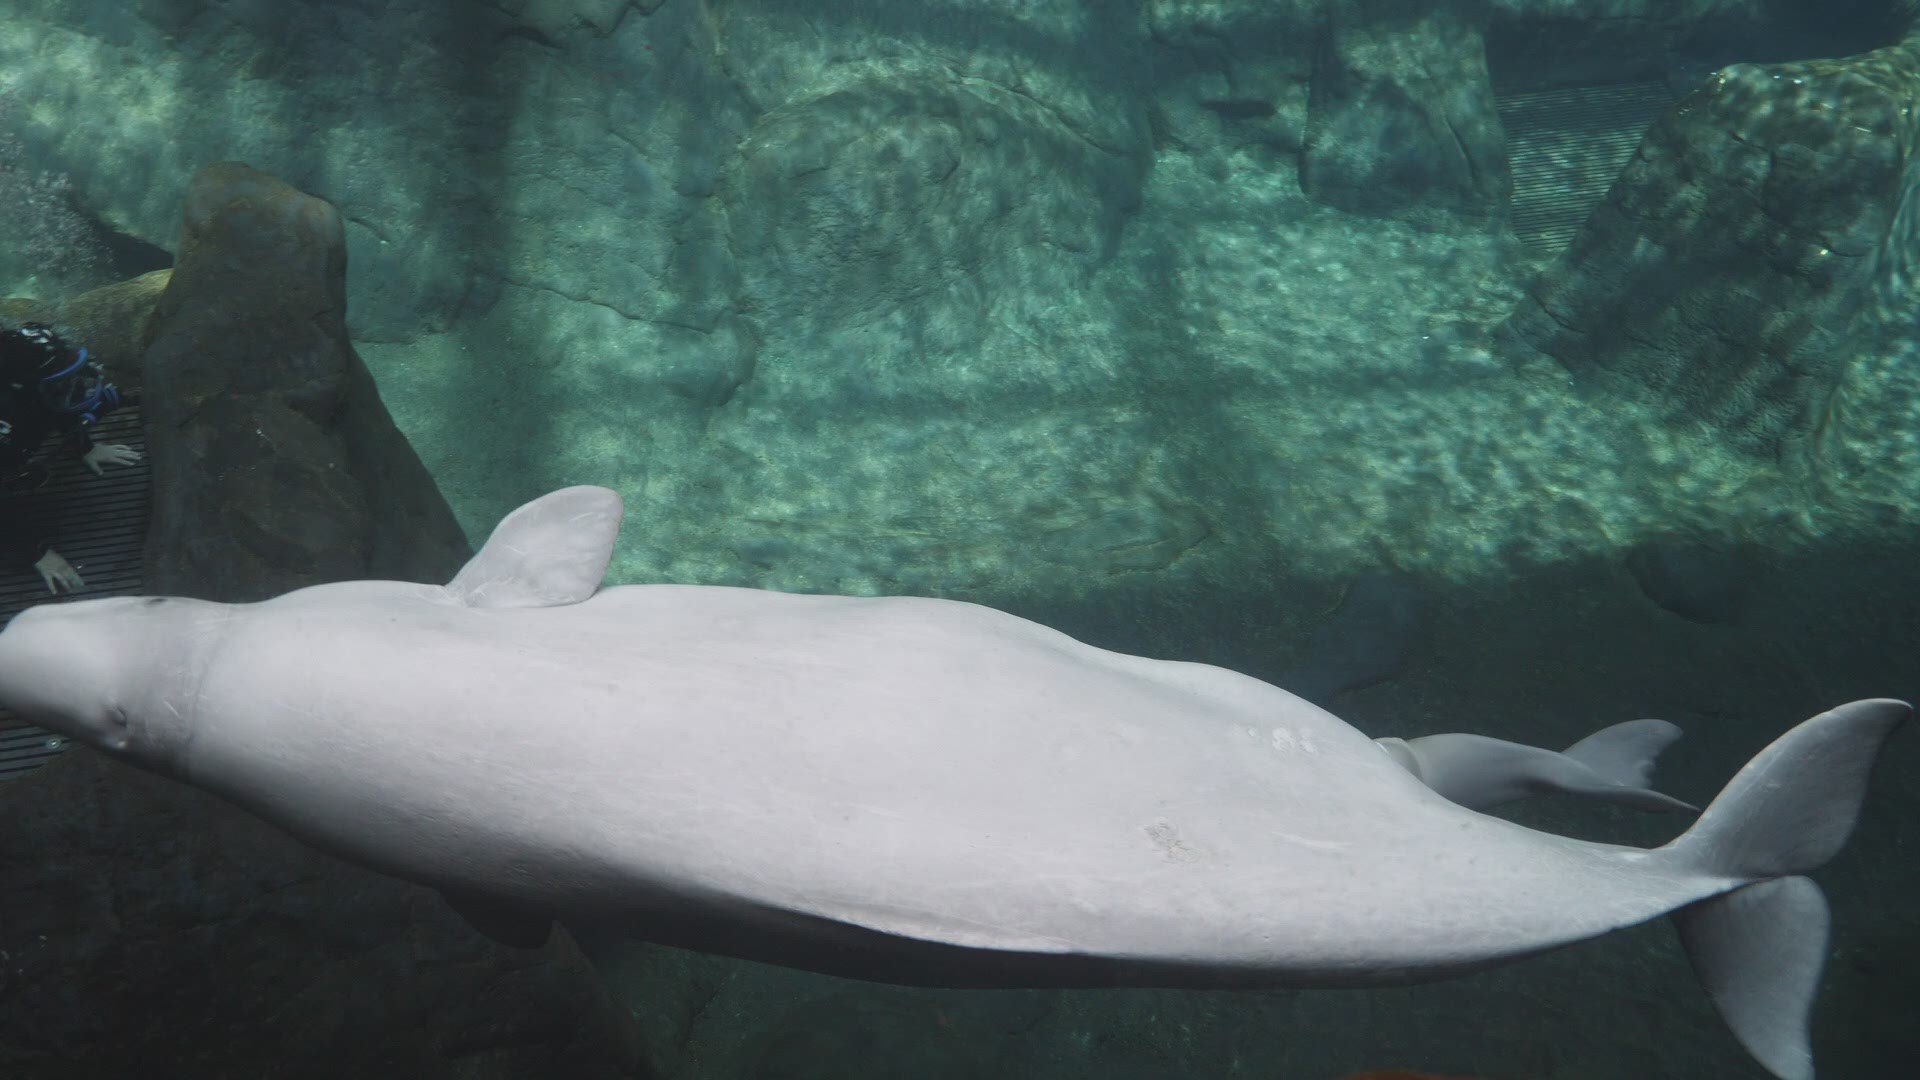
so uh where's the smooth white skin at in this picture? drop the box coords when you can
[0,596,220,766]
[0,578,1740,987]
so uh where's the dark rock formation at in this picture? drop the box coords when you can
[140,161,471,599]
[1301,0,1510,224]
[0,163,646,1077]
[1498,40,1920,454]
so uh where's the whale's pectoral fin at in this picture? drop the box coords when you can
[447,486,625,609]
[1377,717,1697,813]
[1561,717,1684,792]
[442,888,555,950]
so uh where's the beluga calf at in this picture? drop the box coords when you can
[0,486,1902,1080]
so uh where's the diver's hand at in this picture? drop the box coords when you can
[33,550,84,594]
[81,443,142,475]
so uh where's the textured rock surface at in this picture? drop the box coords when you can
[140,162,472,599]
[1301,0,1510,223]
[1498,40,1920,453]
[725,73,1145,340]
[8,0,1908,596]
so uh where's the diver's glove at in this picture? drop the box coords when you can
[33,549,84,594]
[80,443,141,475]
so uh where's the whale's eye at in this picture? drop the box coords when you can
[97,706,134,752]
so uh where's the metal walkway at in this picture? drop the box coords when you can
[1497,81,1676,253]
[0,398,148,779]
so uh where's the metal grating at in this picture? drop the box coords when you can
[0,397,149,779]
[1497,81,1676,253]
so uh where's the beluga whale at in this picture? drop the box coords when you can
[0,486,1902,1080]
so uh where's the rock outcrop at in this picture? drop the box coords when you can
[0,163,645,1078]
[141,162,471,598]
[1498,40,1920,455]
[1301,0,1510,224]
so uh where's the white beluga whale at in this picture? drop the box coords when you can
[0,486,1903,1080]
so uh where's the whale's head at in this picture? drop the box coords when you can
[0,595,223,771]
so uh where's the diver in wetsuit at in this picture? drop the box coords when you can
[0,323,142,594]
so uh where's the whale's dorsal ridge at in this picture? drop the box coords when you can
[446,486,625,609]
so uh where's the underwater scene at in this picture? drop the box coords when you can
[0,1,1915,1078]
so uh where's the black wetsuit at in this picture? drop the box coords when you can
[0,381,95,571]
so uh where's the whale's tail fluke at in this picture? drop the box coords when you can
[1661,698,1908,1080]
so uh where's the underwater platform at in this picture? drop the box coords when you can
[0,399,147,780]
